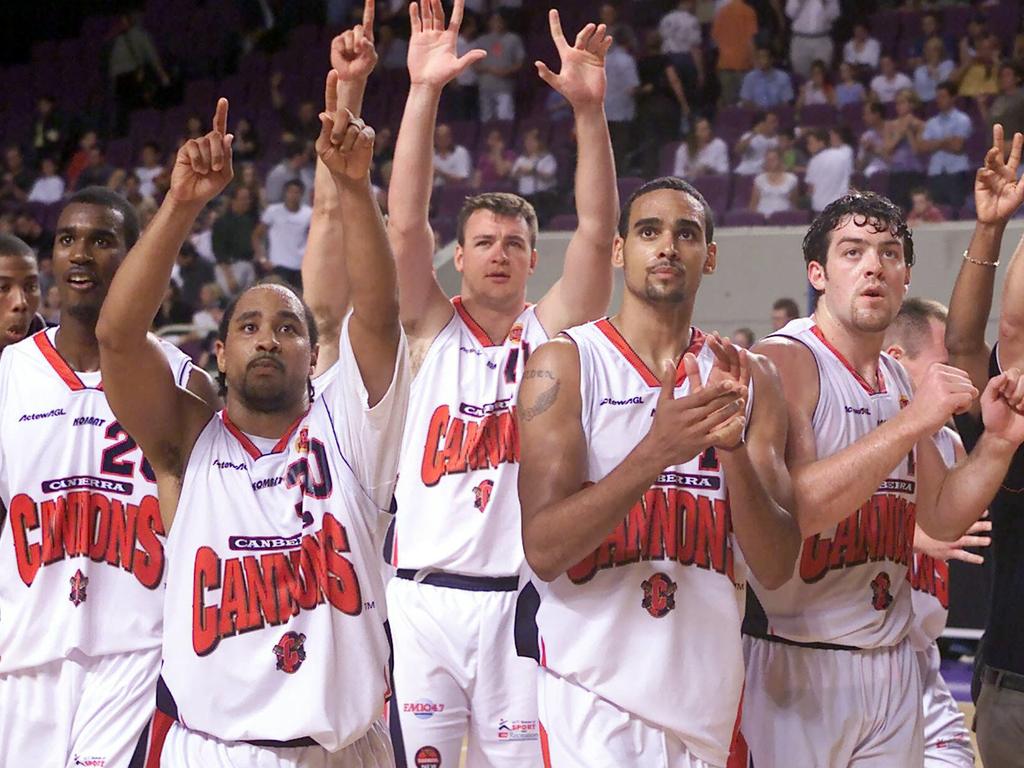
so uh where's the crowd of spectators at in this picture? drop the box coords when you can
[0,0,1023,351]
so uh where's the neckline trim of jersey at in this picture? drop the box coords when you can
[221,408,308,460]
[34,329,102,391]
[451,296,529,347]
[595,318,705,387]
[810,324,887,395]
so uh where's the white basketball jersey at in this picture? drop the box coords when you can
[0,327,192,673]
[525,319,748,768]
[907,427,956,651]
[161,319,408,750]
[752,317,917,649]
[391,298,547,576]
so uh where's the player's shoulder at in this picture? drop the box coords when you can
[752,333,816,373]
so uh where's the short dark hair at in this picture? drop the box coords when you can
[283,179,305,194]
[63,187,141,249]
[283,141,306,160]
[216,280,319,398]
[457,192,539,249]
[936,80,957,98]
[142,141,162,154]
[885,297,947,357]
[866,102,885,119]
[0,234,35,260]
[772,297,800,320]
[618,176,714,244]
[910,186,931,199]
[803,190,915,269]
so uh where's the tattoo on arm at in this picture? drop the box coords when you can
[521,380,560,422]
[523,369,556,380]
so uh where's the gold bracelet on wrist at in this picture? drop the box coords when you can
[963,249,999,267]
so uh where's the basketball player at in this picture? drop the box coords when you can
[944,124,1024,767]
[384,3,619,765]
[0,187,218,767]
[739,190,1024,767]
[0,233,43,352]
[96,91,407,765]
[514,176,800,767]
[885,297,990,768]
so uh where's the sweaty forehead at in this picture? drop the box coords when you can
[465,209,530,239]
[56,203,124,240]
[237,284,303,314]
[0,254,38,277]
[830,213,904,246]
[629,188,705,230]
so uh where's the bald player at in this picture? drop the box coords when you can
[517,176,801,767]
[97,94,407,765]
[885,297,986,768]
[0,234,43,352]
[0,187,218,767]
[740,191,1024,767]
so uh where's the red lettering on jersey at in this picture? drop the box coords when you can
[567,487,734,584]
[10,491,164,589]
[799,494,916,583]
[420,405,520,487]
[190,513,362,655]
[907,552,949,608]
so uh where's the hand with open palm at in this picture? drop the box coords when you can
[407,0,486,90]
[535,10,612,111]
[975,123,1024,225]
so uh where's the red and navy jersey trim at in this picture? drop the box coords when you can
[595,318,705,387]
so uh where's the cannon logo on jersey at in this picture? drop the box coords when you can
[420,403,519,486]
[9,492,164,590]
[473,480,494,513]
[191,512,362,656]
[870,571,893,610]
[799,489,915,583]
[69,569,88,606]
[273,630,307,673]
[567,484,736,584]
[908,552,949,608]
[641,572,677,617]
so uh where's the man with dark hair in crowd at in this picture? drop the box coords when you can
[254,178,311,289]
[211,184,258,297]
[0,186,217,766]
[0,234,42,353]
[945,124,1024,767]
[0,146,35,204]
[173,240,215,309]
[265,141,312,204]
[771,296,800,330]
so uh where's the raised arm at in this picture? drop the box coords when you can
[303,4,378,375]
[533,11,618,334]
[756,337,976,539]
[387,0,485,341]
[947,126,1024,411]
[519,340,746,582]
[97,99,234,487]
[316,80,400,405]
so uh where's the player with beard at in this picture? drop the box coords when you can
[0,234,43,352]
[737,191,1024,767]
[97,94,407,765]
[515,177,801,767]
[0,186,217,766]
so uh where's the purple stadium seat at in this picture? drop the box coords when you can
[617,177,644,203]
[660,142,682,176]
[722,209,766,227]
[105,138,135,169]
[548,214,578,231]
[942,5,972,37]
[448,121,480,151]
[430,217,457,246]
[862,172,890,197]
[730,174,754,209]
[767,210,812,226]
[799,104,837,128]
[691,175,729,217]
[435,184,474,219]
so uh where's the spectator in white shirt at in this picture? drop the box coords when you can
[674,116,729,176]
[805,126,853,212]
[433,123,473,187]
[252,179,312,289]
[751,148,799,216]
[133,141,164,198]
[843,21,881,71]
[734,111,780,175]
[659,0,704,109]
[786,0,839,78]
[511,128,558,222]
[870,54,914,103]
[27,157,65,204]
[605,39,641,173]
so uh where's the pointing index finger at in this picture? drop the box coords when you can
[213,97,229,136]
[325,69,339,115]
[362,0,374,38]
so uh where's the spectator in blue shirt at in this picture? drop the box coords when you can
[740,46,794,109]
[914,81,972,207]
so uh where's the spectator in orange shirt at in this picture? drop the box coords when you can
[712,0,758,105]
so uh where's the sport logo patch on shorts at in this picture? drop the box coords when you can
[414,746,442,767]
[73,756,106,767]
[273,631,307,673]
[641,572,676,617]
[496,718,538,742]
